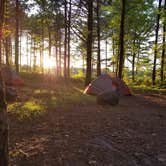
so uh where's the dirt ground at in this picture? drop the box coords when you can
[8,79,166,166]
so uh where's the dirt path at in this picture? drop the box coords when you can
[9,91,166,166]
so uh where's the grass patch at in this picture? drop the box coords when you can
[131,85,166,95]
[45,89,96,110]
[9,72,97,114]
[8,99,45,121]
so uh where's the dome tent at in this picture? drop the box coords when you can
[84,74,131,96]
[1,65,24,86]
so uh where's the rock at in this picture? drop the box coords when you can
[157,154,166,162]
[97,91,119,106]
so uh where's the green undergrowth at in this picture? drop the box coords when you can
[130,85,166,95]
[32,87,96,110]
[10,72,166,121]
[8,99,45,121]
[8,73,96,120]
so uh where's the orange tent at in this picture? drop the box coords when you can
[2,65,24,86]
[84,74,131,96]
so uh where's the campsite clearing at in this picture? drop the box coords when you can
[8,75,166,166]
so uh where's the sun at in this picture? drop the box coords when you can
[43,56,55,69]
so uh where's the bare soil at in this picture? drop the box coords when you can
[9,80,166,166]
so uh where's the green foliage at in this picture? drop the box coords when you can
[131,84,166,95]
[46,91,95,110]
[8,72,97,121]
[8,99,45,121]
[71,70,85,81]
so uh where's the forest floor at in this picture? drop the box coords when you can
[8,74,166,166]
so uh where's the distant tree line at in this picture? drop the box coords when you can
[0,0,166,85]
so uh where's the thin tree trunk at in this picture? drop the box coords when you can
[132,38,136,81]
[118,0,125,79]
[15,0,19,73]
[105,39,108,72]
[64,0,67,78]
[26,33,29,70]
[55,32,58,76]
[112,36,115,73]
[0,0,9,165]
[67,0,71,77]
[33,38,36,71]
[4,1,10,66]
[19,29,21,69]
[152,0,162,85]
[5,37,10,66]
[85,0,93,86]
[59,29,62,76]
[83,54,85,74]
[135,40,140,75]
[48,28,51,58]
[161,0,166,82]
[97,0,101,76]
[116,48,119,76]
[30,34,32,71]
[41,23,44,74]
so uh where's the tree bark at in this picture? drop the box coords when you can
[19,29,22,69]
[0,0,9,165]
[64,0,68,78]
[59,29,62,76]
[118,0,125,79]
[85,0,93,86]
[105,39,108,72]
[97,0,101,76]
[41,23,44,74]
[67,0,71,77]
[5,37,10,66]
[15,0,19,73]
[152,0,162,85]
[26,33,29,70]
[33,38,36,71]
[132,38,136,81]
[161,0,166,82]
[54,31,58,76]
[48,28,51,58]
[4,1,10,66]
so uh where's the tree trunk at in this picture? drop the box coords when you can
[59,29,62,76]
[15,0,19,73]
[29,35,31,71]
[105,40,108,72]
[112,36,115,73]
[5,37,10,66]
[85,0,93,86]
[19,29,22,69]
[96,0,101,76]
[26,33,29,70]
[118,0,125,79]
[161,0,166,82]
[55,32,58,76]
[33,38,36,72]
[48,28,51,58]
[67,0,71,78]
[0,0,9,165]
[41,23,44,74]
[64,0,68,78]
[82,54,85,74]
[132,38,136,81]
[4,1,10,66]
[135,40,140,75]
[152,0,162,85]
[0,92,8,166]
